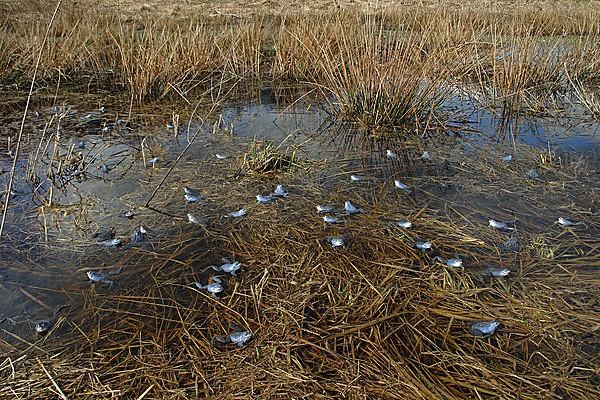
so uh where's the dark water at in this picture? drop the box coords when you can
[0,85,598,341]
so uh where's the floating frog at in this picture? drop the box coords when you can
[323,215,342,224]
[557,217,586,228]
[192,277,224,298]
[119,210,135,219]
[386,150,397,159]
[344,201,363,215]
[185,193,202,203]
[256,194,274,204]
[350,174,366,182]
[326,236,347,249]
[215,153,229,160]
[205,259,242,277]
[415,241,432,251]
[392,220,412,229]
[394,180,411,192]
[188,213,206,226]
[86,266,123,287]
[212,327,253,348]
[470,320,500,336]
[502,154,512,162]
[434,256,463,268]
[131,226,147,243]
[229,208,247,218]
[183,186,198,196]
[483,267,510,277]
[420,151,431,161]
[272,184,288,197]
[184,186,203,203]
[488,219,514,231]
[101,238,122,248]
[147,157,159,167]
[33,304,69,335]
[316,205,336,214]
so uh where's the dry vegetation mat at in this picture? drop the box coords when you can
[0,0,599,118]
[1,132,599,399]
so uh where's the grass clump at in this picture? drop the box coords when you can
[308,18,448,133]
[241,139,299,174]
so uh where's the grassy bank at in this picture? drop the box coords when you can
[0,1,599,127]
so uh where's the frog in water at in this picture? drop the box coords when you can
[131,226,147,243]
[203,259,242,277]
[86,266,123,287]
[344,201,364,215]
[316,205,336,214]
[183,186,203,203]
[326,236,347,249]
[433,256,463,268]
[483,267,510,277]
[271,184,288,198]
[488,219,515,232]
[191,276,224,298]
[212,325,253,348]
[33,304,69,335]
[415,240,432,251]
[470,320,500,337]
[256,194,274,204]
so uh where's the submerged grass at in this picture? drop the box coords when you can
[0,139,598,399]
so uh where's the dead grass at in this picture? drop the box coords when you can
[241,139,299,174]
[304,16,449,131]
[1,2,599,115]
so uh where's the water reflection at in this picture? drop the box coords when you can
[0,85,598,346]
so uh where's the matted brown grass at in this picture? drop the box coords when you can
[0,134,598,399]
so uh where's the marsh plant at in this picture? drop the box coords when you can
[307,19,449,132]
[242,139,298,174]
[0,5,597,108]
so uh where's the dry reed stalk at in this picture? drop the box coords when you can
[0,0,63,239]
[307,16,449,133]
[0,4,598,107]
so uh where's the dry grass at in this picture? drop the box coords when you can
[241,139,299,174]
[0,2,599,115]
[307,17,449,131]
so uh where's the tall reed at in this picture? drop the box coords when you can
[306,16,449,132]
